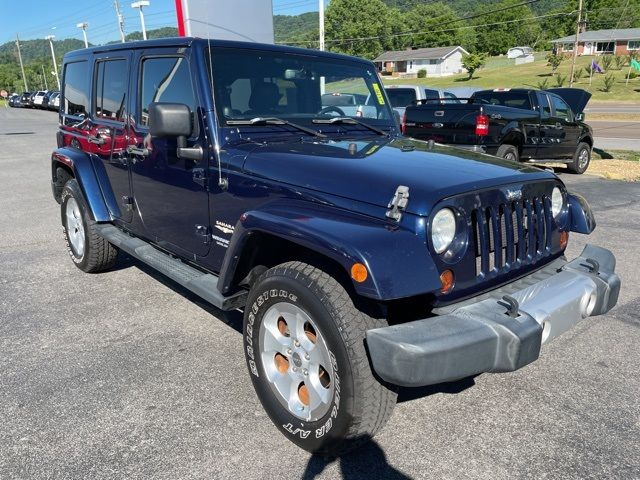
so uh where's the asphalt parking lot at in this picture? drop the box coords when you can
[1,107,639,480]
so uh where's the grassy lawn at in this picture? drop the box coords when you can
[382,52,640,103]
[547,149,640,181]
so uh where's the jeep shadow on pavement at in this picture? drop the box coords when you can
[50,37,621,456]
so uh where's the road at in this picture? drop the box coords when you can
[1,108,639,480]
[586,103,640,114]
[588,119,640,151]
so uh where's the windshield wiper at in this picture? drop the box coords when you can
[311,117,388,136]
[226,117,325,138]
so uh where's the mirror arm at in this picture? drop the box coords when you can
[177,144,203,161]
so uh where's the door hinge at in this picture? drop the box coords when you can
[122,195,134,212]
[192,168,207,188]
[195,224,212,244]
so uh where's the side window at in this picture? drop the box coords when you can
[62,61,88,117]
[140,57,196,127]
[537,93,552,116]
[95,59,128,121]
[551,95,572,121]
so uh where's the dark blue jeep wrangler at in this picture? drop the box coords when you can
[51,38,620,455]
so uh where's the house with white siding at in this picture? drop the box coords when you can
[373,46,468,77]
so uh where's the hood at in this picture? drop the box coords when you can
[241,137,555,216]
[546,88,592,114]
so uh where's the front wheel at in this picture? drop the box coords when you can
[243,262,397,456]
[568,142,591,174]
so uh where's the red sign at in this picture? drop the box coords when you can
[0,90,7,98]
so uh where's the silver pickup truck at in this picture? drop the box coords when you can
[384,84,460,117]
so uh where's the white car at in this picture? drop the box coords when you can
[32,91,47,107]
[507,46,533,59]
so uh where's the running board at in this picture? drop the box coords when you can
[96,224,247,311]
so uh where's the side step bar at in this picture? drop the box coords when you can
[96,224,247,311]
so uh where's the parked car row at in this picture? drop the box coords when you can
[8,90,60,110]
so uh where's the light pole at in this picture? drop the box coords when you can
[131,1,150,40]
[45,35,60,90]
[319,0,325,51]
[77,22,89,48]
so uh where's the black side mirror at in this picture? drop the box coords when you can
[575,112,584,121]
[148,102,192,138]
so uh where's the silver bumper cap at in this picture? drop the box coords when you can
[366,245,620,387]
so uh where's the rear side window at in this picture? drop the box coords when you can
[385,88,417,108]
[472,91,532,110]
[62,61,88,117]
[95,59,128,121]
[139,57,196,127]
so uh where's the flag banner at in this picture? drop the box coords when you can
[591,60,603,73]
[631,59,640,72]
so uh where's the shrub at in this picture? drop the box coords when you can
[417,69,427,78]
[554,73,567,87]
[601,55,613,70]
[573,68,583,81]
[628,71,638,80]
[461,52,486,80]
[614,55,626,69]
[584,65,593,76]
[536,78,549,89]
[546,53,564,73]
[602,73,616,92]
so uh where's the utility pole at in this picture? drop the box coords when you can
[114,0,126,42]
[77,22,89,48]
[319,0,325,51]
[15,34,28,92]
[41,65,48,90]
[569,0,583,87]
[45,35,60,90]
[132,1,150,40]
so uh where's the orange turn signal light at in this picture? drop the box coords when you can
[560,231,569,249]
[351,263,368,283]
[440,269,455,294]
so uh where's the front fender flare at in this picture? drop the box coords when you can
[568,192,596,234]
[218,201,441,301]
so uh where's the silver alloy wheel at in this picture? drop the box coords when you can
[578,148,589,169]
[259,302,335,421]
[65,197,85,257]
[504,152,516,161]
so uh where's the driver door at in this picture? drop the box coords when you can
[128,48,210,258]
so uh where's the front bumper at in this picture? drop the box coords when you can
[366,245,620,387]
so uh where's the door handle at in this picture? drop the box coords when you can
[87,136,106,145]
[126,145,149,156]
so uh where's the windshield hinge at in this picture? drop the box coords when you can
[386,185,410,222]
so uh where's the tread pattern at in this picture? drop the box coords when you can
[261,261,397,454]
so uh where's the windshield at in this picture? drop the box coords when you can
[208,47,394,130]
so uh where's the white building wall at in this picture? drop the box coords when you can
[402,49,465,77]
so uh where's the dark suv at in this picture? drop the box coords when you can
[51,38,620,456]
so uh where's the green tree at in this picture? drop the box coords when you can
[472,0,542,55]
[398,3,463,49]
[325,0,393,59]
[546,52,564,73]
[461,52,486,79]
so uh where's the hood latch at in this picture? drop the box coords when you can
[386,185,410,222]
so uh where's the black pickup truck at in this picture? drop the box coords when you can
[402,88,594,173]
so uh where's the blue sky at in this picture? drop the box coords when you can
[0,0,322,46]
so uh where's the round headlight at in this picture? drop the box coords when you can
[432,208,456,254]
[551,187,564,218]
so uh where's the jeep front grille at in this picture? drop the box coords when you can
[472,196,553,277]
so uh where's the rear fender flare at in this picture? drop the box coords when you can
[218,201,441,301]
[51,148,112,222]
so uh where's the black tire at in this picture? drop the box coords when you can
[496,144,519,162]
[568,142,591,174]
[243,261,397,456]
[60,179,118,273]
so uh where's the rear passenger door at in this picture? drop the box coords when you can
[128,48,210,258]
[91,53,134,222]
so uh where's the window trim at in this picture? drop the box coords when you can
[61,59,89,120]
[93,57,129,125]
[628,40,640,50]
[136,53,197,137]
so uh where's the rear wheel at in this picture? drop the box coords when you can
[496,144,519,162]
[61,179,118,272]
[243,261,397,456]
[568,142,591,174]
